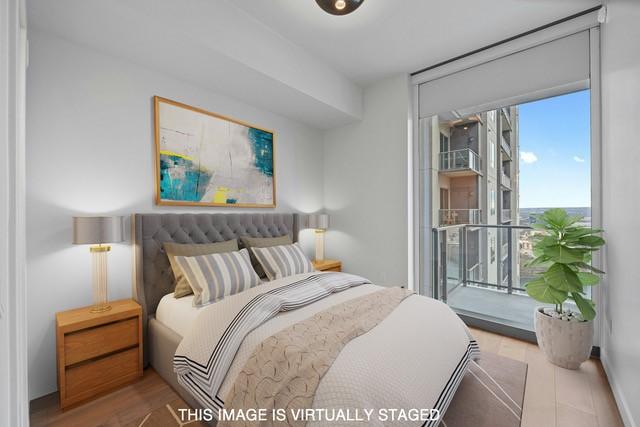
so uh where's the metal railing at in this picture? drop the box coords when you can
[439,209,481,226]
[439,148,481,174]
[432,223,531,303]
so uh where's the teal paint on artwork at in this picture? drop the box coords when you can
[160,154,212,201]
[248,128,273,177]
[226,198,238,204]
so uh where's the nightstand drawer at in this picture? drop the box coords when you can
[65,347,140,403]
[64,317,139,366]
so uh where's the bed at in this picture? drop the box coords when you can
[133,213,478,426]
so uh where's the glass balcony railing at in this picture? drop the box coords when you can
[501,108,512,131]
[501,208,512,223]
[439,148,481,174]
[501,135,512,158]
[501,172,511,189]
[431,223,555,332]
[439,209,481,226]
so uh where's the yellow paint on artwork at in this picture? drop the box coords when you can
[213,187,230,203]
[159,150,193,161]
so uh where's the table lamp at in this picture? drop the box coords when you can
[307,213,330,261]
[73,216,124,313]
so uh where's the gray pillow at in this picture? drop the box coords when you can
[240,235,292,279]
[164,240,239,298]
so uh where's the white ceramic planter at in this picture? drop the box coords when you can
[534,307,593,369]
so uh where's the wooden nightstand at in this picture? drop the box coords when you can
[55,299,143,409]
[312,259,342,272]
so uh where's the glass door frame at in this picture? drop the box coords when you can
[411,26,603,347]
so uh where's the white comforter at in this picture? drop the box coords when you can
[174,272,478,426]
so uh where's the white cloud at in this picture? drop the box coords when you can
[520,151,538,164]
[573,156,585,163]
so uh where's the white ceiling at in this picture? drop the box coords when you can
[233,0,602,85]
[27,0,602,129]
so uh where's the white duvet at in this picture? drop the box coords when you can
[174,272,478,426]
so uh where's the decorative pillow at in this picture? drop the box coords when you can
[164,240,239,298]
[240,235,293,279]
[174,249,261,307]
[251,243,315,281]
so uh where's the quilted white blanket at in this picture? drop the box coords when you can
[174,272,478,426]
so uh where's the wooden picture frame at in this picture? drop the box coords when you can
[154,96,276,208]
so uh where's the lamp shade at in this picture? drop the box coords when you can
[73,216,124,245]
[308,213,330,230]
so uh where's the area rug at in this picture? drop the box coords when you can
[134,352,526,427]
[442,351,528,427]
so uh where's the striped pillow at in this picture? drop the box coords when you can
[174,249,261,307]
[251,243,315,281]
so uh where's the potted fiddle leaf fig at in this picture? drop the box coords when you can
[525,208,605,369]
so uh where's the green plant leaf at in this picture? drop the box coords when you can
[564,228,603,239]
[536,236,559,248]
[571,292,596,321]
[542,208,569,227]
[577,272,600,286]
[574,262,605,274]
[543,263,582,292]
[543,244,586,264]
[525,255,551,267]
[575,235,605,248]
[526,277,568,304]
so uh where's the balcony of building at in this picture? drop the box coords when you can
[439,148,482,176]
[501,208,512,223]
[500,107,513,132]
[439,209,482,226]
[431,223,569,333]
[500,134,512,159]
[501,171,511,189]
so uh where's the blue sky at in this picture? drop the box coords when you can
[518,90,591,208]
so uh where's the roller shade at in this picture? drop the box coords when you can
[418,30,590,118]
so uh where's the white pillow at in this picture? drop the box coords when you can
[251,243,315,281]
[174,248,261,306]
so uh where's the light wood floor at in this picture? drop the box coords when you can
[469,327,624,427]
[30,328,624,427]
[30,369,179,427]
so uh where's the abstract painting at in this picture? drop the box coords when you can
[154,97,275,207]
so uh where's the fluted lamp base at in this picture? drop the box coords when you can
[89,244,112,313]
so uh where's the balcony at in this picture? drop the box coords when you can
[500,135,512,159]
[439,148,482,176]
[501,172,511,189]
[501,208,512,223]
[439,209,482,226]
[432,223,555,332]
[501,108,512,132]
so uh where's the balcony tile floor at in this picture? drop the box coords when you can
[447,285,554,331]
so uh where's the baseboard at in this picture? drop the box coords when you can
[601,352,637,427]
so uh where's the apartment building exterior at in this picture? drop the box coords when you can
[431,106,520,291]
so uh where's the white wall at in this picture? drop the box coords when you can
[323,75,410,287]
[26,31,325,399]
[600,1,640,426]
[27,0,363,130]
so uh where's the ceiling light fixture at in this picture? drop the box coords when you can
[316,0,364,16]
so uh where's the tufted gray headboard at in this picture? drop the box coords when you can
[132,213,299,359]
